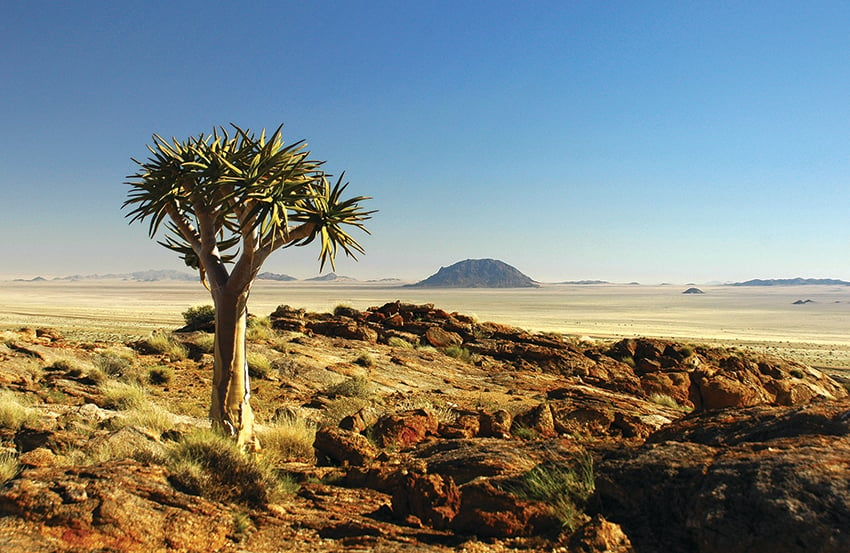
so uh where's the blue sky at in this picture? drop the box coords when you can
[2,1,848,283]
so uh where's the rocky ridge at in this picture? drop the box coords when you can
[0,303,848,552]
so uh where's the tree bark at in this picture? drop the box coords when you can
[209,288,256,449]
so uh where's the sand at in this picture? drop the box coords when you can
[2,280,849,370]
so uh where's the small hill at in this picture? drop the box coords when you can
[306,273,357,282]
[683,287,705,294]
[731,278,850,287]
[256,272,296,281]
[408,259,537,288]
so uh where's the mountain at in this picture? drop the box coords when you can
[731,278,850,287]
[305,273,357,282]
[256,272,296,281]
[408,259,538,288]
[53,270,196,282]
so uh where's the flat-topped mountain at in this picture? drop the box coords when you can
[731,278,850,286]
[408,259,538,288]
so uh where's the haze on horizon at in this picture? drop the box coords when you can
[1,2,848,285]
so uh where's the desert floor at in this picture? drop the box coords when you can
[2,280,849,371]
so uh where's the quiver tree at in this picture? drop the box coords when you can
[124,124,373,448]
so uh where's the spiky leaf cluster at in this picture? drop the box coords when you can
[124,124,373,278]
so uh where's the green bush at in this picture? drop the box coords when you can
[182,305,215,328]
[192,334,216,354]
[100,381,148,410]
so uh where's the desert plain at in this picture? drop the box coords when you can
[1,279,849,373]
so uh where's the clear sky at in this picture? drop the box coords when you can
[2,1,848,284]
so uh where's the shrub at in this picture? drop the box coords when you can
[442,345,476,364]
[100,381,148,410]
[353,352,375,368]
[387,336,414,349]
[192,333,216,354]
[167,429,286,506]
[109,403,176,435]
[649,393,690,411]
[93,350,134,377]
[247,352,273,379]
[143,333,188,360]
[326,375,372,398]
[148,366,174,385]
[182,305,215,328]
[247,316,274,342]
[0,452,20,484]
[0,390,35,430]
[257,415,317,464]
[504,454,595,531]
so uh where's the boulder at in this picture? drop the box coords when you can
[596,400,850,553]
[314,427,378,466]
[372,409,439,448]
[0,460,232,553]
[512,403,557,438]
[391,472,461,529]
[424,327,463,348]
[451,479,561,538]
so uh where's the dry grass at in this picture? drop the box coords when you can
[0,452,20,483]
[257,416,317,464]
[0,390,35,430]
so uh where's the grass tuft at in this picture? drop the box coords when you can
[100,381,149,410]
[504,453,595,531]
[257,415,317,464]
[0,390,35,430]
[0,452,20,484]
[247,352,273,379]
[167,429,289,507]
[387,336,414,349]
[142,332,188,360]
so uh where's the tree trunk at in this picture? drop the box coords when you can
[209,289,256,449]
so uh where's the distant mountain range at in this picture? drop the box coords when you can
[14,270,196,282]
[305,273,357,282]
[256,272,296,281]
[407,259,538,288]
[730,278,850,287]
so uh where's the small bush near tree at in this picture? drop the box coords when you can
[167,429,288,506]
[326,375,372,398]
[182,305,215,329]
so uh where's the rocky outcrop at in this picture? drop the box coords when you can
[0,460,234,553]
[596,399,850,553]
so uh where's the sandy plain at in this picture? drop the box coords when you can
[1,279,849,371]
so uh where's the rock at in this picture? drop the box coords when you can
[512,403,557,438]
[308,320,378,343]
[569,515,635,553]
[479,409,512,438]
[314,426,379,466]
[596,400,850,553]
[0,460,232,553]
[18,447,56,468]
[438,412,481,439]
[451,478,560,537]
[391,472,461,529]
[373,409,438,448]
[424,327,463,348]
[339,407,379,434]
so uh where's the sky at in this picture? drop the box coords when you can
[1,1,848,284]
